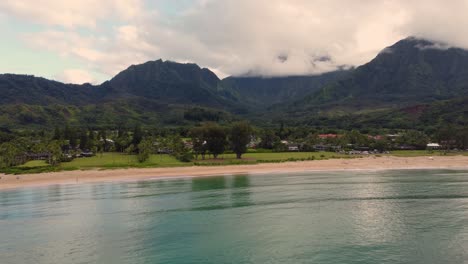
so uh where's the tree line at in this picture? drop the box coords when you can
[2,122,468,170]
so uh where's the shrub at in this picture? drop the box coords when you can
[175,152,193,162]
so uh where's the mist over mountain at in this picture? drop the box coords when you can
[300,37,468,108]
[221,70,350,108]
[1,37,468,129]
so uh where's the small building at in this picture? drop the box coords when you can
[288,145,299,151]
[81,152,95,157]
[26,152,51,160]
[313,144,328,151]
[427,143,441,150]
[318,134,340,140]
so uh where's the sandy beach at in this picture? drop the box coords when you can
[1,155,468,191]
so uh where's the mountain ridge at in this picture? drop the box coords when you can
[2,37,468,129]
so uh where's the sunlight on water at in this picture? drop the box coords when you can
[1,170,468,264]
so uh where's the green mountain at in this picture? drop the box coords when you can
[221,70,349,107]
[104,59,240,108]
[2,37,468,130]
[0,74,102,105]
[0,60,240,128]
[300,37,468,109]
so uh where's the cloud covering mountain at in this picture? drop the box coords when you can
[1,0,468,83]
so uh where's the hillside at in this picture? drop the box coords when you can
[2,37,468,129]
[221,70,349,107]
[0,60,241,128]
[0,74,102,105]
[104,60,241,109]
[297,37,468,109]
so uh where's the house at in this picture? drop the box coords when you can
[386,134,400,142]
[182,139,194,150]
[81,152,95,157]
[25,152,51,160]
[313,144,327,151]
[368,135,385,141]
[427,143,441,150]
[247,136,260,148]
[318,134,340,140]
[288,145,299,151]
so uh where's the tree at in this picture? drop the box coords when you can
[132,125,143,146]
[258,129,278,149]
[79,130,89,150]
[166,135,192,162]
[189,126,208,160]
[88,128,96,149]
[229,122,253,159]
[68,128,78,149]
[137,138,153,163]
[398,130,429,150]
[53,127,62,140]
[98,129,109,151]
[115,132,131,153]
[204,123,227,159]
[46,140,63,166]
[0,142,21,168]
[301,133,319,151]
[455,127,468,150]
[125,144,135,155]
[340,130,369,148]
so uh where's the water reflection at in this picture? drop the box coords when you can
[1,171,468,264]
[191,176,226,191]
[231,175,252,208]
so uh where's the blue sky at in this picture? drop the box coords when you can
[0,0,198,84]
[0,0,467,84]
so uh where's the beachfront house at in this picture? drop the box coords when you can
[288,144,299,151]
[427,143,441,150]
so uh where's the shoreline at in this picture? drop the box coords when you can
[1,156,468,191]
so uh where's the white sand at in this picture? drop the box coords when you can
[1,156,468,191]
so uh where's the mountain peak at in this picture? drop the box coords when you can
[381,37,464,56]
[300,37,468,108]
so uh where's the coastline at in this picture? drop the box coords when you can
[1,155,468,191]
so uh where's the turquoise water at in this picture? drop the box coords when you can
[1,170,468,264]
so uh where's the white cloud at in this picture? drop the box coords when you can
[0,0,144,28]
[399,0,468,48]
[4,0,468,83]
[56,69,96,84]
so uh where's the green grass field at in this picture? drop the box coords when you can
[18,160,49,168]
[59,153,188,170]
[56,152,347,170]
[197,151,348,162]
[6,150,468,175]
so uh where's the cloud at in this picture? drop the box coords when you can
[0,0,143,28]
[3,0,468,83]
[145,0,409,76]
[56,69,96,84]
[22,27,159,78]
[399,0,468,48]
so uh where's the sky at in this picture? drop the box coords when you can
[1,0,468,84]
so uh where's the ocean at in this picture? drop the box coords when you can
[1,169,467,263]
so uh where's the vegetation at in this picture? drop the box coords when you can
[3,38,468,131]
[2,38,468,175]
[229,122,253,159]
[1,121,468,175]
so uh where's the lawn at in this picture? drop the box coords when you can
[58,151,348,170]
[59,153,188,170]
[203,151,347,161]
[18,160,50,168]
[11,150,468,174]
